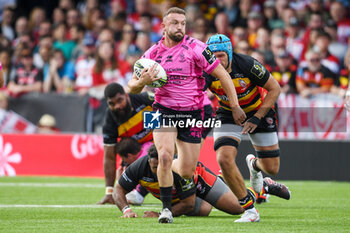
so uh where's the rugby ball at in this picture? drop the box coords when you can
[134,58,167,88]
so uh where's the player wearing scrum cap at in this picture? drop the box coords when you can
[204,34,290,222]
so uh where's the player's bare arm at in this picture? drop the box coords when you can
[242,75,281,134]
[115,183,138,218]
[97,145,116,204]
[210,64,246,125]
[128,64,160,94]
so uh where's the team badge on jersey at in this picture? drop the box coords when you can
[239,79,247,89]
[202,47,216,64]
[180,178,195,191]
[251,60,266,79]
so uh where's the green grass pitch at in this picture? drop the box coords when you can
[0,176,350,233]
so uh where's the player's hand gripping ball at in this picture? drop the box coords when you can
[134,58,167,88]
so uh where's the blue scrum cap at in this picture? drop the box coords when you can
[206,34,232,63]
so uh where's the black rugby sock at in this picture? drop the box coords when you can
[160,186,172,211]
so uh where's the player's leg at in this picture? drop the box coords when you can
[204,177,244,215]
[213,124,259,222]
[153,127,177,223]
[172,140,201,179]
[185,197,213,216]
[248,132,280,176]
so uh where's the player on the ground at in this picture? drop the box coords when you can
[97,83,154,204]
[128,7,245,223]
[204,34,286,222]
[115,144,245,218]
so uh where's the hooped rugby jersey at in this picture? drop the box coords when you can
[142,35,220,111]
[204,53,270,119]
[119,156,220,204]
[102,92,154,145]
[118,156,196,204]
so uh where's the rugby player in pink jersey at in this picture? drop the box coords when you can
[128,7,245,223]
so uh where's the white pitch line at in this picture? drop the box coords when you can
[0,204,160,209]
[0,183,104,188]
[0,204,219,211]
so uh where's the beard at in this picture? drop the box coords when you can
[168,31,184,42]
[111,100,132,123]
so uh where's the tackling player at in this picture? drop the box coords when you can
[97,83,154,204]
[128,7,245,223]
[115,144,245,218]
[204,34,286,222]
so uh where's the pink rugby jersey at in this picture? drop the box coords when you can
[142,35,220,111]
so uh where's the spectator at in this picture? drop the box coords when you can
[110,0,127,17]
[38,20,52,38]
[70,25,87,61]
[246,11,264,48]
[91,41,126,97]
[59,0,74,11]
[74,33,96,96]
[66,9,81,40]
[37,114,60,133]
[185,4,202,33]
[343,49,350,110]
[235,40,251,55]
[43,49,75,93]
[1,6,15,41]
[268,33,286,66]
[92,17,108,39]
[135,32,151,53]
[285,17,305,61]
[128,0,161,34]
[275,0,289,19]
[231,26,248,47]
[305,0,329,24]
[191,16,209,42]
[296,49,337,98]
[220,0,239,27]
[255,27,274,63]
[270,50,297,94]
[53,23,77,60]
[325,19,348,63]
[29,7,46,42]
[52,8,66,27]
[7,47,43,97]
[0,49,15,87]
[33,35,54,69]
[117,23,136,63]
[108,12,127,42]
[214,11,232,37]
[14,17,29,38]
[139,13,162,43]
[330,1,350,44]
[314,31,340,75]
[263,0,284,30]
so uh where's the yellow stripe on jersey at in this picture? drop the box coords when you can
[118,106,152,136]
[242,98,262,112]
[239,86,258,102]
[140,180,159,189]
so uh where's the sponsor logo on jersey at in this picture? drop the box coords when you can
[202,47,216,64]
[250,60,266,79]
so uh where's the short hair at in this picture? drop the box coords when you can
[104,83,125,98]
[163,7,186,18]
[147,144,158,160]
[116,137,141,158]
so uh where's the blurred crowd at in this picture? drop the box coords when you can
[0,0,349,107]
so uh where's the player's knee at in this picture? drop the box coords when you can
[158,150,173,169]
[217,151,237,169]
[265,165,279,176]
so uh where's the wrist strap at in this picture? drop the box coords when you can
[122,205,132,214]
[247,116,261,125]
[106,186,114,195]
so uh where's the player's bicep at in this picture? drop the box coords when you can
[262,74,281,92]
